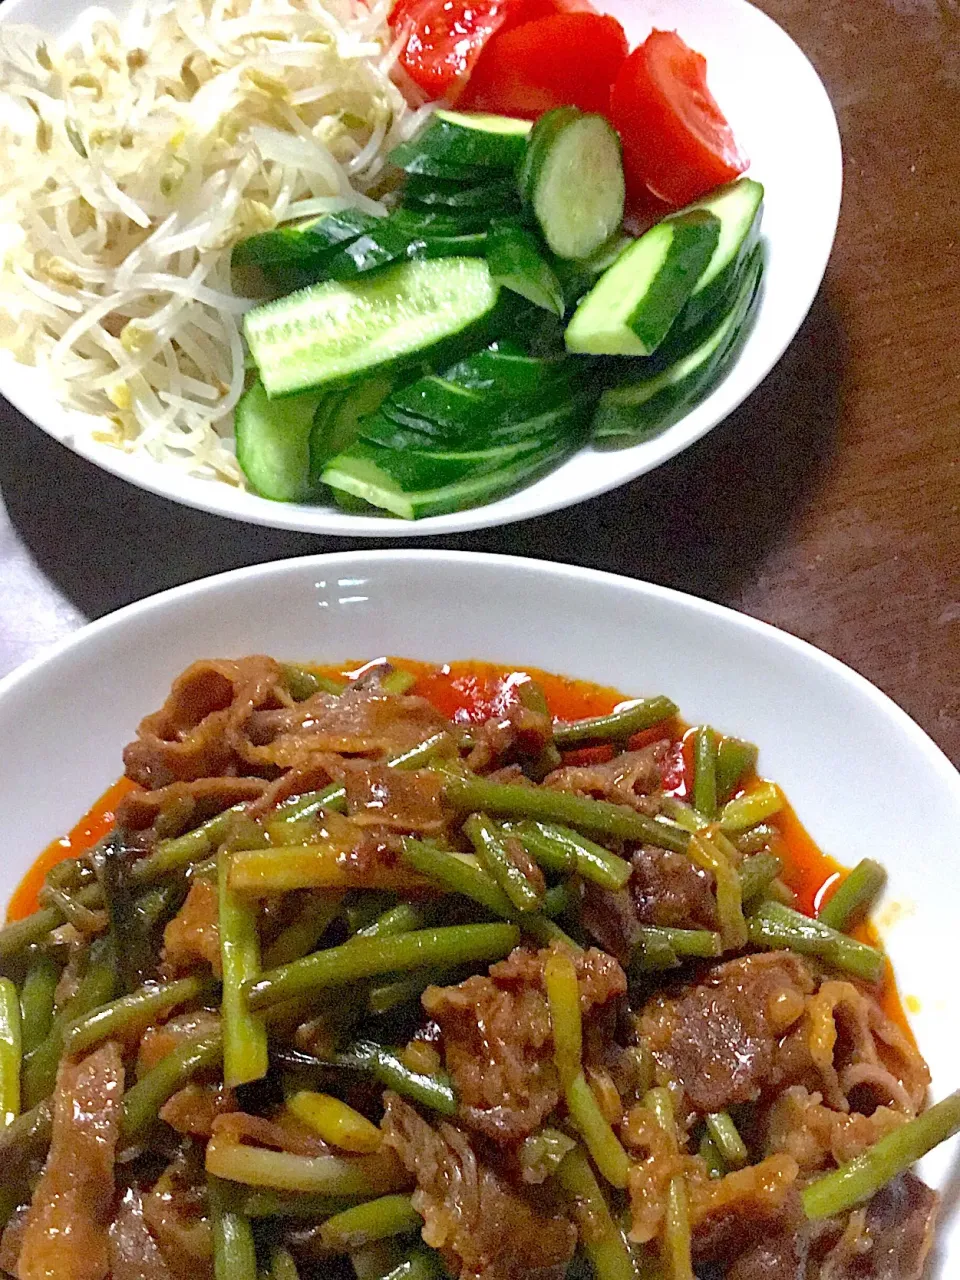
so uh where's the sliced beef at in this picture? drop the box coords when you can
[17,1041,124,1280]
[381,1093,576,1280]
[116,777,266,835]
[631,845,718,929]
[138,1010,221,1074]
[344,765,447,834]
[688,1153,800,1265]
[124,656,287,788]
[159,1083,237,1138]
[542,743,666,813]
[109,1188,176,1280]
[162,879,221,977]
[725,1226,810,1280]
[637,952,816,1117]
[422,945,626,1144]
[764,1086,906,1173]
[817,1172,938,1280]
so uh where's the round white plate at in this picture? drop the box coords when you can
[0,0,841,535]
[0,550,957,1264]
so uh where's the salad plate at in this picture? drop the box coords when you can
[0,0,841,533]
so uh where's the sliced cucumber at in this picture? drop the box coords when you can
[673,178,764,333]
[318,224,488,281]
[308,374,395,481]
[485,223,564,315]
[591,246,763,443]
[235,379,324,501]
[403,174,521,211]
[391,111,532,176]
[519,108,625,260]
[232,209,382,271]
[244,257,500,398]
[564,210,720,357]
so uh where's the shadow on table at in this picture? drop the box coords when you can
[0,288,846,620]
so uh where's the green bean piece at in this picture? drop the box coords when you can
[346,1040,457,1115]
[65,974,208,1057]
[737,852,783,905]
[210,1176,258,1280]
[0,1100,52,1189]
[465,814,544,913]
[22,938,116,1109]
[747,901,885,984]
[133,881,183,933]
[516,679,562,778]
[380,1252,443,1280]
[691,727,719,820]
[715,737,758,804]
[645,1088,693,1280]
[557,1146,635,1280]
[358,902,429,940]
[18,953,60,1055]
[321,1194,422,1250]
[39,883,105,933]
[518,1127,575,1180]
[263,893,344,969]
[817,859,887,932]
[0,883,104,958]
[120,1031,222,1145]
[219,853,268,1088]
[367,970,454,1017]
[719,781,783,833]
[698,1130,725,1179]
[705,1112,747,1168]
[553,696,678,747]
[513,821,632,892]
[566,1074,630,1188]
[271,1247,300,1280]
[352,1241,407,1280]
[134,806,245,884]
[659,796,709,833]
[283,664,346,699]
[542,883,571,919]
[0,980,21,1126]
[521,915,582,949]
[346,894,402,936]
[380,670,417,696]
[206,1138,407,1196]
[243,1190,356,1218]
[401,840,514,918]
[246,924,520,1011]
[632,927,722,972]
[802,1089,960,1220]
[688,831,747,952]
[445,776,689,854]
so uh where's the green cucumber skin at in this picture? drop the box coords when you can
[485,224,564,315]
[675,179,764,333]
[392,112,532,173]
[244,258,501,398]
[308,374,395,483]
[403,175,521,211]
[625,211,721,351]
[235,380,323,502]
[592,247,764,444]
[517,107,581,208]
[232,210,382,270]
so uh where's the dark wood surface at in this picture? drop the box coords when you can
[1,0,958,761]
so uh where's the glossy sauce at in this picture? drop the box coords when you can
[8,658,912,1036]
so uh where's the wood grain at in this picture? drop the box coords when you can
[0,0,957,759]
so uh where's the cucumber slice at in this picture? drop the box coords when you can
[519,108,625,260]
[485,224,563,315]
[390,111,532,175]
[318,225,488,281]
[244,257,500,398]
[564,210,721,357]
[308,374,395,481]
[674,178,764,333]
[232,209,382,271]
[235,379,324,501]
[403,174,521,211]
[591,246,763,443]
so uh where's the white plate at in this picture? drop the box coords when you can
[0,550,957,1265]
[0,0,841,535]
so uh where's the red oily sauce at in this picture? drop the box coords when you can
[7,658,912,1037]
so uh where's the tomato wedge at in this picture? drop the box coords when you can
[609,30,747,208]
[389,0,596,102]
[457,11,628,118]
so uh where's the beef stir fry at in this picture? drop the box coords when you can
[0,655,956,1280]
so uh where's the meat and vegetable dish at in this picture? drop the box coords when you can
[0,655,955,1280]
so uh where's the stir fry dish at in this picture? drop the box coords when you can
[0,655,955,1280]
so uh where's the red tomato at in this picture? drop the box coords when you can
[457,12,628,118]
[608,30,747,208]
[388,0,596,102]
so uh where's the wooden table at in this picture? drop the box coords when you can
[0,0,957,762]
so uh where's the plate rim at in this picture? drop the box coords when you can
[0,0,843,535]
